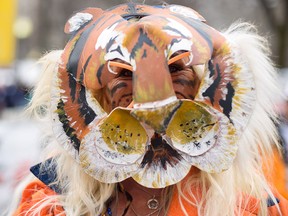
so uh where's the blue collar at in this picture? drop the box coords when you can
[30,157,61,194]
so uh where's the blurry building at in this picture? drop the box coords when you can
[14,0,288,68]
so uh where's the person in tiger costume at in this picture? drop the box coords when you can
[9,2,288,216]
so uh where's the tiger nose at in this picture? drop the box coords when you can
[131,50,181,133]
[132,49,176,104]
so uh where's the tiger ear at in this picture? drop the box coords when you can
[64,7,104,34]
[167,5,206,22]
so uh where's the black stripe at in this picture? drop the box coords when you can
[130,28,157,59]
[96,64,105,86]
[162,100,182,131]
[167,38,182,56]
[56,99,81,151]
[77,85,97,125]
[110,45,124,57]
[141,133,183,169]
[141,49,147,58]
[68,74,77,103]
[95,19,124,86]
[208,60,215,78]
[202,62,221,105]
[80,54,92,82]
[219,82,235,120]
[175,91,188,99]
[106,35,119,52]
[163,26,187,38]
[67,24,96,102]
[67,15,109,101]
[98,14,118,29]
[110,82,128,97]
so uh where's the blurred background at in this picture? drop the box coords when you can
[0,0,287,212]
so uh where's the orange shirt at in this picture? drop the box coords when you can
[13,180,64,216]
[168,185,288,216]
[263,148,288,199]
[13,179,288,216]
